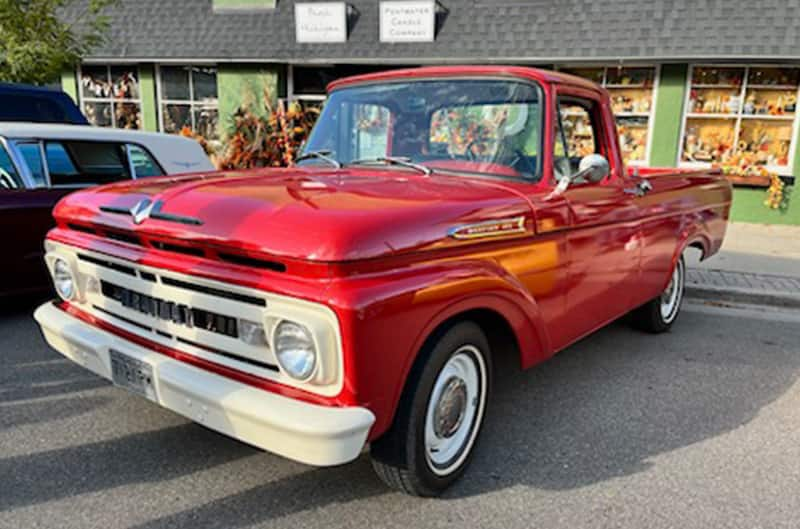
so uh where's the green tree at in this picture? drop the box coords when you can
[0,0,115,85]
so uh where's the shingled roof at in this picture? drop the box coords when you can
[62,0,800,63]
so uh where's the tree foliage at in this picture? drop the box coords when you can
[0,0,115,85]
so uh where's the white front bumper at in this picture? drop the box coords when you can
[34,302,375,467]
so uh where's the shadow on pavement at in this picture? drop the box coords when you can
[0,423,259,511]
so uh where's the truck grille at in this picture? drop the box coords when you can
[100,280,239,338]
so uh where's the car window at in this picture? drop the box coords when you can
[127,144,163,178]
[17,142,47,187]
[0,142,24,189]
[353,104,391,160]
[430,103,540,169]
[555,100,600,179]
[46,141,132,186]
[45,142,79,180]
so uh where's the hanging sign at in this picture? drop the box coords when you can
[380,0,436,43]
[295,2,348,43]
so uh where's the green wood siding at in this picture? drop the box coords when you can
[138,65,158,132]
[649,64,688,167]
[217,65,279,138]
[60,69,78,103]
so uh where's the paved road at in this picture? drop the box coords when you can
[2,298,800,529]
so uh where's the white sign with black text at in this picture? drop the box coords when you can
[380,0,436,43]
[295,2,347,43]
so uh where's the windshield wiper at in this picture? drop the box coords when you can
[295,150,342,169]
[349,156,432,176]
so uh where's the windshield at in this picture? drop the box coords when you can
[299,79,543,180]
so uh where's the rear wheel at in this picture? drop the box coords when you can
[631,255,685,333]
[370,321,491,496]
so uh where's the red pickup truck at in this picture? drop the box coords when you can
[34,66,731,496]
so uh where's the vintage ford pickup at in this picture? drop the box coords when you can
[34,66,731,496]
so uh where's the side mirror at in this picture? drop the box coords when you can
[576,154,610,183]
[550,154,611,197]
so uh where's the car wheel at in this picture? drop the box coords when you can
[631,254,686,333]
[370,321,492,496]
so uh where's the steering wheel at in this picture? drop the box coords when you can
[463,140,482,162]
[508,149,537,175]
[0,168,17,190]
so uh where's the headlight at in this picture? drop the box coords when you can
[273,320,317,381]
[53,258,75,301]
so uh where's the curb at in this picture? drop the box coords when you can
[685,284,800,309]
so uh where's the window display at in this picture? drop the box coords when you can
[559,66,657,164]
[158,65,219,141]
[681,65,800,177]
[79,65,142,129]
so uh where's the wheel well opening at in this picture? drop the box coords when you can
[686,240,707,262]
[433,308,522,372]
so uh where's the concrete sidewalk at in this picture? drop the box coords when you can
[685,222,800,307]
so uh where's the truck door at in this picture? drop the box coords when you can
[555,96,643,343]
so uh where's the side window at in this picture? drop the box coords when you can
[45,142,79,181]
[555,99,600,179]
[127,144,163,178]
[0,143,24,189]
[46,141,131,186]
[352,104,391,160]
[17,142,47,187]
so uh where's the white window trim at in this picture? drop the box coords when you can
[155,64,220,137]
[677,63,800,175]
[77,64,144,129]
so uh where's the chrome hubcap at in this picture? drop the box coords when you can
[660,258,684,323]
[424,345,487,477]
[433,377,468,438]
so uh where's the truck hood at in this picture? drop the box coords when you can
[54,167,533,262]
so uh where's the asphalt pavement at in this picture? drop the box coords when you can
[2,297,800,529]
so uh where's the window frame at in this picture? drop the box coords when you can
[553,95,611,185]
[0,137,25,190]
[312,76,546,183]
[156,64,220,139]
[78,64,144,130]
[7,138,164,188]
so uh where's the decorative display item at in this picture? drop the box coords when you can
[765,173,792,212]
[682,65,800,183]
[216,89,320,169]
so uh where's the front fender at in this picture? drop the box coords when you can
[327,256,551,439]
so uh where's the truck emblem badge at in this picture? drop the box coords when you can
[100,200,204,226]
[130,199,156,225]
[448,216,527,240]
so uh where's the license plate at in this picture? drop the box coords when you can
[110,349,156,401]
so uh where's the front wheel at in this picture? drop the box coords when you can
[631,254,686,333]
[370,321,491,496]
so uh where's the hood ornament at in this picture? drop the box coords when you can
[100,199,204,226]
[130,198,156,225]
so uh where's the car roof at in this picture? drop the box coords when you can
[0,122,198,146]
[0,122,215,175]
[0,82,67,95]
[327,65,603,93]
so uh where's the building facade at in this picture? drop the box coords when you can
[61,0,800,190]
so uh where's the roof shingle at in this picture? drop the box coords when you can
[60,0,800,62]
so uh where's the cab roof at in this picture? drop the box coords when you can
[327,65,602,94]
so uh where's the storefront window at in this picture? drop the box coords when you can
[681,65,799,172]
[559,66,657,165]
[158,65,219,140]
[79,65,142,129]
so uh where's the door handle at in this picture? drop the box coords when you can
[624,179,652,197]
